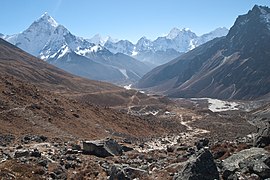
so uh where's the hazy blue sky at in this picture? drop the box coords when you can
[1,0,270,42]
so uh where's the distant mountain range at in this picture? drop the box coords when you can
[2,13,228,84]
[89,27,228,66]
[137,5,270,100]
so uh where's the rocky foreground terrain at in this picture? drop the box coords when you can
[0,124,269,180]
[1,92,270,179]
[0,56,269,179]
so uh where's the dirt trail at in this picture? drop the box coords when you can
[64,89,126,96]
[0,104,30,114]
[135,108,210,153]
[178,114,209,134]
[127,91,140,114]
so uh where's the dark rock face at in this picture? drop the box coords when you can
[174,149,219,180]
[137,5,270,100]
[221,148,270,179]
[254,121,270,147]
[82,139,123,157]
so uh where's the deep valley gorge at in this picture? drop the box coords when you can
[1,3,270,180]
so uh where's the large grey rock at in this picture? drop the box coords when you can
[14,149,30,158]
[174,149,219,180]
[253,161,270,178]
[254,121,270,148]
[222,147,270,179]
[109,164,147,180]
[82,138,123,157]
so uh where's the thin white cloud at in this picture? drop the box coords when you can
[53,0,63,15]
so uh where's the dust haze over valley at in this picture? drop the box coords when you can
[1,2,270,180]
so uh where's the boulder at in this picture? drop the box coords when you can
[222,147,270,179]
[82,138,123,157]
[21,135,47,144]
[254,121,270,147]
[174,148,219,180]
[14,150,30,158]
[30,149,41,158]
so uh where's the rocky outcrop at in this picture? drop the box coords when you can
[174,149,219,180]
[82,138,123,157]
[221,147,270,179]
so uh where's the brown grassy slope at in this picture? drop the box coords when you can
[0,38,121,94]
[0,75,170,139]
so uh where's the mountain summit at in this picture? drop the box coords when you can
[5,12,60,56]
[137,5,270,100]
[166,28,193,39]
[37,12,58,27]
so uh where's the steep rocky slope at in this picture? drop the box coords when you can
[137,5,270,100]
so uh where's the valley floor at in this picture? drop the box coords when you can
[1,87,269,179]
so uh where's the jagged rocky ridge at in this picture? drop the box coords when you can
[102,27,228,66]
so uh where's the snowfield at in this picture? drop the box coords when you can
[207,98,240,112]
[191,98,240,112]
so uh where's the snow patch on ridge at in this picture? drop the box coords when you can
[124,84,132,90]
[58,45,70,59]
[118,69,128,79]
[131,50,138,56]
[75,45,102,56]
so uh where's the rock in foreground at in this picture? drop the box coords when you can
[174,148,219,180]
[82,138,123,157]
[222,147,270,179]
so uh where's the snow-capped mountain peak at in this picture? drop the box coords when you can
[166,27,195,39]
[135,36,152,51]
[37,12,58,27]
[166,27,182,39]
[88,34,110,45]
[5,12,61,56]
[5,12,99,59]
[195,27,229,45]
